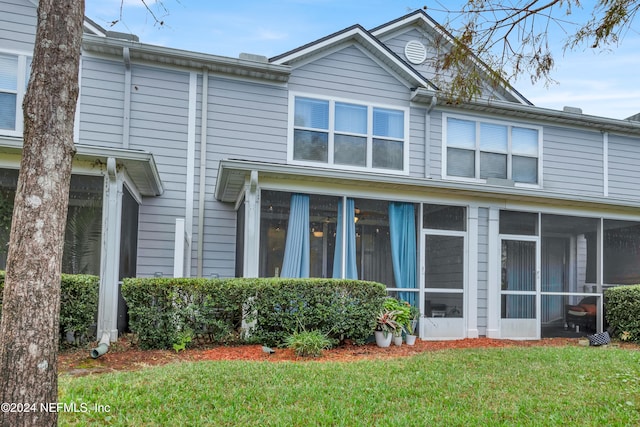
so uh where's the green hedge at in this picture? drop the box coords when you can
[121,277,387,349]
[249,278,386,347]
[122,278,257,350]
[0,271,99,346]
[605,285,640,342]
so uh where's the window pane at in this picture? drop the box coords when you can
[447,147,474,177]
[294,97,329,129]
[512,127,538,156]
[426,293,463,318]
[0,93,17,130]
[309,195,339,278]
[0,54,18,91]
[501,295,535,318]
[512,156,537,183]
[334,134,366,166]
[604,220,640,285]
[373,108,403,138]
[423,204,466,231]
[425,235,464,290]
[293,129,328,162]
[447,117,475,149]
[500,210,538,235]
[480,152,507,179]
[335,102,366,134]
[372,138,403,170]
[353,198,395,287]
[480,122,507,152]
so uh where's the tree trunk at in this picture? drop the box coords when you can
[0,0,84,426]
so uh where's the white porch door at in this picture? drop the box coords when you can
[500,236,540,339]
[421,231,466,340]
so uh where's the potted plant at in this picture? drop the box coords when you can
[383,297,411,346]
[374,309,399,347]
[404,303,420,346]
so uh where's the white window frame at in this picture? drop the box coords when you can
[287,92,410,175]
[442,113,543,187]
[0,50,31,137]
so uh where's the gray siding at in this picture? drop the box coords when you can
[128,65,191,276]
[427,110,443,177]
[608,134,640,200]
[409,107,425,177]
[79,57,125,149]
[543,125,604,196]
[477,207,489,333]
[289,45,411,107]
[0,0,36,53]
[202,76,289,278]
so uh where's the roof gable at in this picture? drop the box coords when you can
[371,10,531,105]
[270,24,436,91]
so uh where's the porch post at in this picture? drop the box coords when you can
[243,170,260,278]
[486,207,500,338]
[96,157,123,341]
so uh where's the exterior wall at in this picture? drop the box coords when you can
[476,207,489,335]
[288,45,411,107]
[201,76,288,278]
[608,133,640,199]
[543,125,604,196]
[79,57,126,149]
[0,0,36,53]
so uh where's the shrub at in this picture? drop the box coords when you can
[0,271,99,346]
[121,277,257,349]
[605,285,640,342]
[285,329,333,357]
[122,277,386,350]
[247,278,386,347]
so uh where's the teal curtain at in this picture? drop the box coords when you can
[333,198,358,279]
[281,194,310,278]
[389,202,416,304]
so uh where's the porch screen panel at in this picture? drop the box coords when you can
[604,220,640,285]
[353,198,395,287]
[501,240,535,318]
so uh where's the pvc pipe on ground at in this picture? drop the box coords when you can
[90,332,111,359]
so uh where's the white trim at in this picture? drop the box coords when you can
[288,91,410,175]
[442,112,543,187]
[0,51,30,138]
[467,205,479,338]
[486,207,500,338]
[603,132,609,197]
[197,69,209,277]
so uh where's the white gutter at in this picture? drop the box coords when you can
[184,72,197,277]
[424,96,437,178]
[122,47,132,149]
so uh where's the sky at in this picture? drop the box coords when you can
[84,0,640,121]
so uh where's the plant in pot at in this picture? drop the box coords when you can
[375,309,399,348]
[404,303,420,346]
[383,297,412,346]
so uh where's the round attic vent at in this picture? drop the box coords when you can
[404,40,427,65]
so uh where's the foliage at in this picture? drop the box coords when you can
[172,329,193,353]
[382,297,412,336]
[122,278,254,350]
[247,278,386,347]
[375,309,399,337]
[121,278,386,349]
[59,346,640,426]
[430,1,640,101]
[0,272,99,347]
[605,285,640,342]
[285,329,334,357]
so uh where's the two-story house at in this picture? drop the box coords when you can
[3,0,640,343]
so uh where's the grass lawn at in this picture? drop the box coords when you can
[59,346,640,426]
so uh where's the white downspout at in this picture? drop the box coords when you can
[122,47,131,149]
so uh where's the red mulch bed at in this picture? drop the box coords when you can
[59,335,638,376]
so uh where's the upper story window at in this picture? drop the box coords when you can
[289,94,409,173]
[0,52,31,135]
[444,115,541,185]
